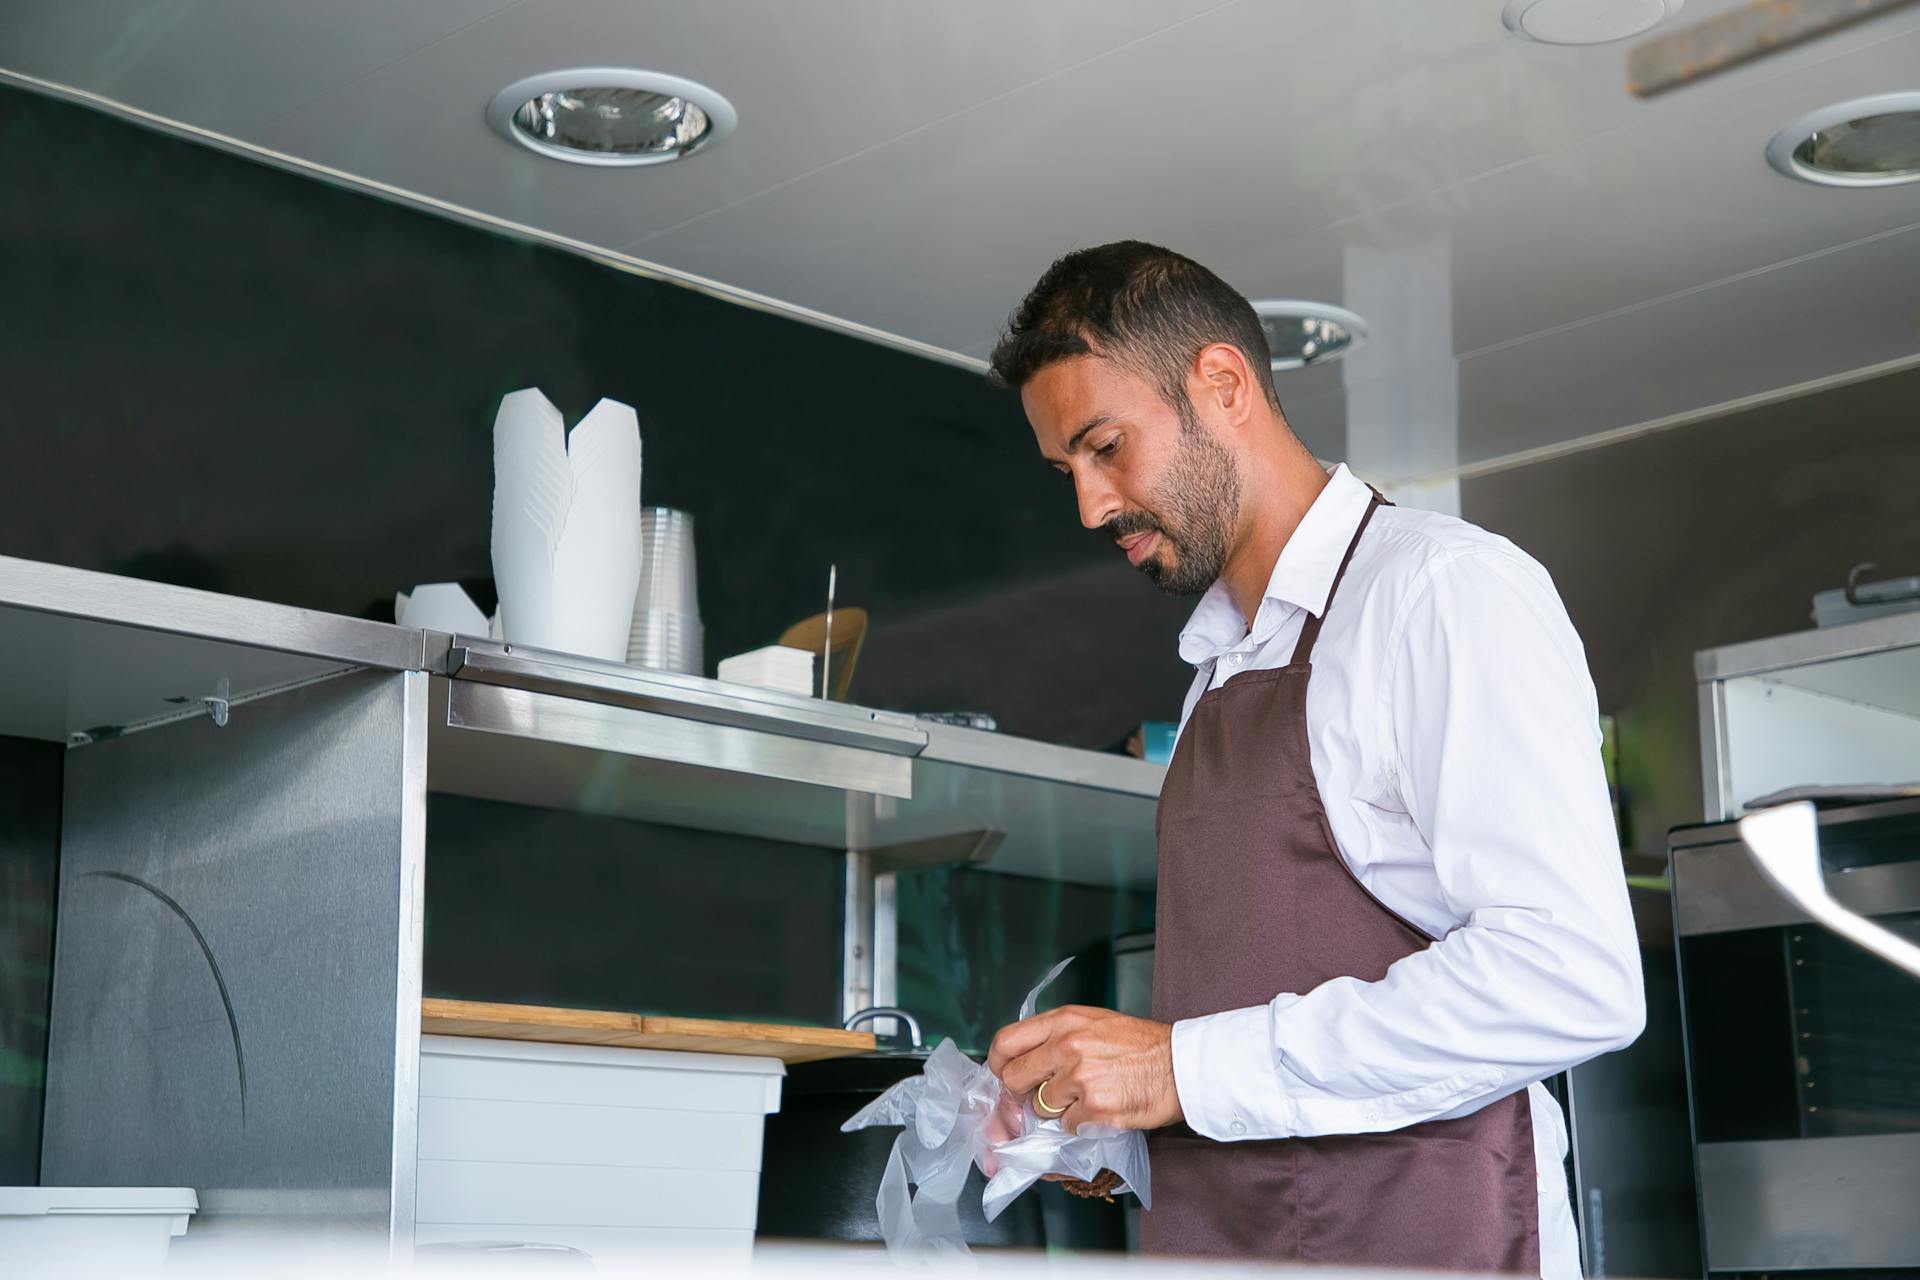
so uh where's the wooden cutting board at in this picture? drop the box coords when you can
[420,998,877,1064]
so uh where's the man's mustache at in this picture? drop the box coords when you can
[1104,511,1163,544]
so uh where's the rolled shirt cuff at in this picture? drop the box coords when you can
[1170,1002,1297,1142]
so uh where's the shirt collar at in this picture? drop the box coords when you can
[1177,464,1373,667]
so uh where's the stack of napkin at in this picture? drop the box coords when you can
[716,645,816,696]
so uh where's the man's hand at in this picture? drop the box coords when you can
[986,1005,1183,1134]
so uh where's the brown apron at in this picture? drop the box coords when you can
[1142,494,1541,1271]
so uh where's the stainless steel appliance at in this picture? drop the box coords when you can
[1671,797,1920,1276]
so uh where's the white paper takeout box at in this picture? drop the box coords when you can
[490,389,643,662]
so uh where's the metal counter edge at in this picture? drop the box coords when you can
[0,554,426,670]
[1694,609,1920,683]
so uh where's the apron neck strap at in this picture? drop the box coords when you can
[1291,488,1389,665]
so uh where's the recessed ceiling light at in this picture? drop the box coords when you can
[1502,0,1682,45]
[1252,301,1370,372]
[486,68,736,166]
[1767,93,1920,188]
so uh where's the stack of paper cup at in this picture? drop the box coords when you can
[628,507,702,674]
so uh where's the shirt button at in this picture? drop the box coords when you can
[1230,1120,1248,1136]
[1227,653,1245,666]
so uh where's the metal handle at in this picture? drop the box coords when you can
[1843,561,1920,608]
[1739,801,1920,980]
[1844,561,1878,606]
[844,1006,923,1049]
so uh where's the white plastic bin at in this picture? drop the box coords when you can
[0,1187,197,1274]
[416,1035,784,1264]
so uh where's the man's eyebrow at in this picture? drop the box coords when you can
[1064,414,1115,454]
[1041,413,1116,469]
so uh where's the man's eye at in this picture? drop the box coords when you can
[1095,438,1121,457]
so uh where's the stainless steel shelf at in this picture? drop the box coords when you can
[0,556,424,742]
[432,676,913,803]
[0,555,1164,886]
[425,703,1159,887]
[442,637,925,756]
[0,556,425,669]
[885,753,1159,887]
[1696,611,1920,819]
[427,679,864,846]
[1695,609,1920,682]
[425,647,1165,888]
[917,720,1164,797]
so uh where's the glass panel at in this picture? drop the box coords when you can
[1794,910,1920,1138]
[1814,802,1920,872]
[1683,910,1920,1142]
[1681,925,1801,1143]
[895,867,1155,1057]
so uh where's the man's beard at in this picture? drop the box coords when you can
[1105,401,1241,596]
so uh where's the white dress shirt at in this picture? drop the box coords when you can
[1166,464,1645,1280]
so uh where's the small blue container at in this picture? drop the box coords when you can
[1140,721,1178,765]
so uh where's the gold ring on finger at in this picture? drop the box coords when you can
[1034,1078,1069,1117]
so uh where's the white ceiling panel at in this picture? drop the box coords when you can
[629,2,1920,343]
[1446,221,1920,474]
[629,0,1714,348]
[256,0,1226,255]
[1429,25,1920,355]
[1238,21,1920,365]
[0,0,522,135]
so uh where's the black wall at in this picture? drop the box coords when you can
[0,83,1195,745]
[424,796,847,1025]
[420,794,1155,1051]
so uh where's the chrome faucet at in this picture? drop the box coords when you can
[844,1006,923,1049]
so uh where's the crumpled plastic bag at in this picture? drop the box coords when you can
[840,957,1152,1257]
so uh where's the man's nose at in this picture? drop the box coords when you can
[1074,471,1121,532]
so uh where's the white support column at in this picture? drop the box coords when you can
[1342,232,1460,511]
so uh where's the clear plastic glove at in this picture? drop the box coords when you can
[841,958,1151,1258]
[977,958,1151,1221]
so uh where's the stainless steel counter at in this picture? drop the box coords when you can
[3,552,1164,1251]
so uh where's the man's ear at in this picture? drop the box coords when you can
[1192,342,1259,429]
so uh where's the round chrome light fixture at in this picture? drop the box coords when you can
[1767,93,1920,188]
[486,68,736,166]
[1252,301,1370,371]
[1501,0,1681,45]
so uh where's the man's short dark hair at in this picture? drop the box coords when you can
[988,241,1281,413]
